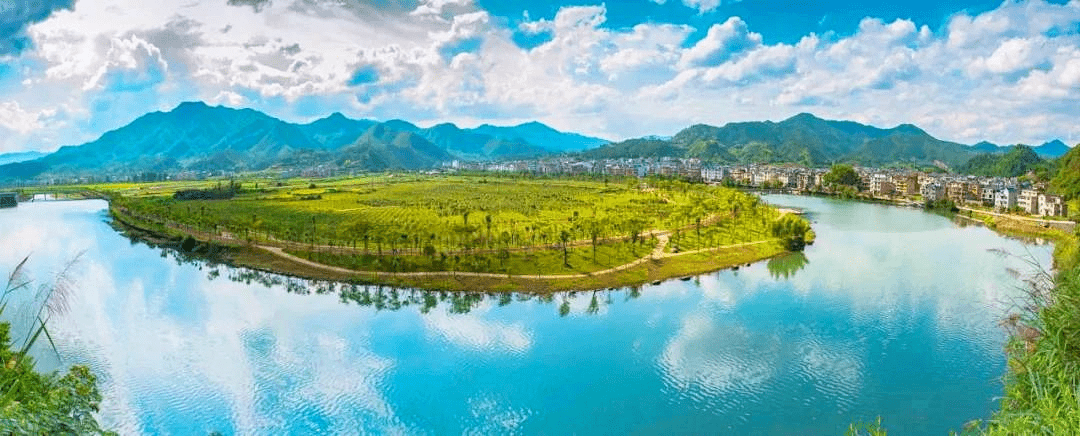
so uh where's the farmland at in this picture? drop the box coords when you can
[98,174,806,291]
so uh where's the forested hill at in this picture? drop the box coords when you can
[0,102,608,180]
[580,113,1058,168]
[958,145,1053,178]
[1052,144,1080,200]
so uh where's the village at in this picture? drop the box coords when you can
[9,155,1069,219]
[449,156,1071,218]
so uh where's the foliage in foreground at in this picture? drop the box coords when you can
[845,417,887,436]
[0,258,113,435]
[985,247,1080,435]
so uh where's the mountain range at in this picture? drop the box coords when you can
[969,139,1070,159]
[0,104,1074,181]
[0,102,608,180]
[0,151,46,166]
[581,113,1072,168]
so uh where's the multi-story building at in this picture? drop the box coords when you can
[1018,189,1041,214]
[981,188,997,206]
[893,174,919,196]
[921,183,945,202]
[701,167,725,182]
[946,181,968,202]
[869,174,895,196]
[967,183,983,201]
[995,188,1018,211]
[1038,194,1068,217]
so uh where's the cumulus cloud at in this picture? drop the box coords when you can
[0,0,73,55]
[0,0,1079,153]
[678,17,762,69]
[682,0,724,14]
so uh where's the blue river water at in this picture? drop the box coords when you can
[0,195,1053,435]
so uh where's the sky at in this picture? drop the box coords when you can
[0,0,1078,153]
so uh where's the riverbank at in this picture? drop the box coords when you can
[983,229,1080,434]
[108,199,790,293]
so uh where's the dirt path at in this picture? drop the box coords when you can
[257,233,775,280]
[958,206,1075,228]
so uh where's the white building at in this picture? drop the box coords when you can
[995,188,1018,211]
[1018,189,1041,214]
[701,167,726,182]
[1038,194,1068,217]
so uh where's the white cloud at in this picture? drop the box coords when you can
[0,101,53,133]
[423,306,533,353]
[678,17,761,69]
[1,0,1079,153]
[682,0,723,14]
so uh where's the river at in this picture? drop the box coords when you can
[0,195,1052,435]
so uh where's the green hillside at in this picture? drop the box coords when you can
[1051,144,1080,199]
[958,145,1049,177]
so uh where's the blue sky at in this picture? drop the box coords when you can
[0,0,1078,153]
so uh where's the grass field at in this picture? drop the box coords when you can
[84,173,807,289]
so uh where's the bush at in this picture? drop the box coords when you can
[771,214,812,251]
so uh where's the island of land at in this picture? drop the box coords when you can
[86,174,813,292]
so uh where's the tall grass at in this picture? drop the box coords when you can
[985,252,1080,435]
[0,256,113,435]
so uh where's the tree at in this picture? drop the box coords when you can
[770,214,813,251]
[822,164,860,190]
[485,214,493,246]
[560,229,572,267]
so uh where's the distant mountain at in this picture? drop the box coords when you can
[958,145,1048,177]
[297,112,377,149]
[962,139,1071,159]
[583,113,977,167]
[0,102,605,180]
[1034,140,1071,159]
[414,123,549,160]
[0,151,46,165]
[472,121,608,153]
[969,141,1001,154]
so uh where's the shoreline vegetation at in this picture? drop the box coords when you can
[844,185,1080,435]
[19,172,1080,434]
[92,174,811,293]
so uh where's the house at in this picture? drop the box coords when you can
[981,188,997,206]
[893,174,919,196]
[967,183,984,201]
[701,167,726,182]
[870,174,895,195]
[995,188,1018,211]
[947,181,968,202]
[1038,194,1068,217]
[921,183,945,202]
[0,192,15,208]
[1018,189,1041,214]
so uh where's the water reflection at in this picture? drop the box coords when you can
[0,198,1055,435]
[767,251,809,280]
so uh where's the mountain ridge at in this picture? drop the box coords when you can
[585,113,979,167]
[0,102,608,180]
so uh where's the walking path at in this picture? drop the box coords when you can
[257,234,775,280]
[958,206,1076,230]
